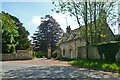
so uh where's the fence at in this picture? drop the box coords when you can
[1,50,33,61]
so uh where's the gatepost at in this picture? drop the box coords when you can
[47,44,51,59]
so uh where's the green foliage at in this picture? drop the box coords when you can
[1,11,30,53]
[32,15,63,53]
[90,41,119,61]
[115,34,120,41]
[52,1,117,44]
[33,51,47,58]
[1,11,19,53]
[52,50,57,58]
[10,14,30,50]
[69,59,120,71]
[32,56,37,59]
[52,50,57,55]
[56,57,75,61]
[16,27,30,50]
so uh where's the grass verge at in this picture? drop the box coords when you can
[69,59,120,73]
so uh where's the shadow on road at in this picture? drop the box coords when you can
[2,66,117,78]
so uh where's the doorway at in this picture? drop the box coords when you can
[70,49,73,59]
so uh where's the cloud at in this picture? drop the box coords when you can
[53,13,70,25]
[52,13,79,32]
[31,14,79,33]
[32,16,41,26]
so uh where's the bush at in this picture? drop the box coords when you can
[115,34,120,41]
[52,50,57,58]
[33,51,47,58]
[90,41,119,61]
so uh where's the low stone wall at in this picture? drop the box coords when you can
[88,46,101,59]
[1,50,33,61]
[116,43,120,62]
[78,46,100,59]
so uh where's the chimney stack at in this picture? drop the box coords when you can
[66,25,71,34]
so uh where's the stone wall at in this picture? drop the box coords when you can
[58,36,120,61]
[1,50,33,61]
[78,46,100,59]
[78,46,120,62]
[116,43,120,62]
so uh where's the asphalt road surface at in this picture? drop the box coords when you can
[1,58,120,79]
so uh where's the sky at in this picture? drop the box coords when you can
[1,1,78,40]
[1,0,119,40]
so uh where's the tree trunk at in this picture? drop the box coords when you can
[89,1,93,44]
[94,1,97,43]
[85,2,88,59]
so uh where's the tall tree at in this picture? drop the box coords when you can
[1,11,19,53]
[32,15,63,53]
[52,0,117,59]
[52,0,117,43]
[94,1,97,43]
[1,11,30,53]
[85,1,88,58]
[10,15,30,50]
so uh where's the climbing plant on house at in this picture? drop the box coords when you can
[91,41,119,61]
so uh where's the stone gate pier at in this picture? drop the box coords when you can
[47,44,51,59]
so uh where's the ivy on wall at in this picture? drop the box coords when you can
[91,41,119,61]
[99,42,119,61]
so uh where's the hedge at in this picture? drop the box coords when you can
[90,41,119,61]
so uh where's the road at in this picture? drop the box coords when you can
[1,58,120,79]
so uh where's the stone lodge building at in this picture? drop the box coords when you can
[57,24,116,59]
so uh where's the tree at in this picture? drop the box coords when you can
[32,15,63,54]
[1,11,30,53]
[1,11,19,53]
[85,2,88,58]
[9,15,30,50]
[52,0,117,58]
[52,0,117,43]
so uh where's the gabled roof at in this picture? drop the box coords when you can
[60,21,116,44]
[61,32,82,43]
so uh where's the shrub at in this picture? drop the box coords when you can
[115,34,120,41]
[33,51,47,58]
[97,41,119,61]
[52,50,57,58]
[90,41,119,61]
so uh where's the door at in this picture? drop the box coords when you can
[70,49,73,59]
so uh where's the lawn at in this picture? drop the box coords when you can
[68,59,120,72]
